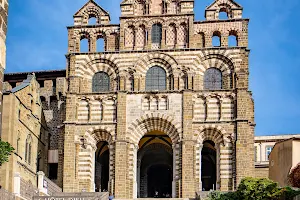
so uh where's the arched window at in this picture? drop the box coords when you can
[152,24,162,48]
[88,16,97,25]
[97,37,105,52]
[228,30,238,47]
[212,31,221,47]
[92,72,110,92]
[80,38,89,52]
[146,66,167,91]
[219,11,228,20]
[25,135,33,165]
[204,68,222,90]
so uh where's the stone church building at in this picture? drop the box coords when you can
[2,0,255,199]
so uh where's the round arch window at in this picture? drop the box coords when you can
[92,72,110,92]
[204,68,222,90]
[146,66,167,91]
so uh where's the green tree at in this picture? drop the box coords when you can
[0,139,14,166]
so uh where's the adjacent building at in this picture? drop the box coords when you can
[269,138,300,187]
[254,134,300,179]
[0,74,49,194]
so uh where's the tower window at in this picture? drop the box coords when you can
[204,68,222,90]
[25,135,33,165]
[92,72,110,92]
[97,36,105,52]
[228,30,238,47]
[212,31,221,47]
[146,66,166,91]
[151,24,162,45]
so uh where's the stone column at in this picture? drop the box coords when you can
[161,26,166,49]
[37,171,47,195]
[133,145,138,198]
[137,158,141,197]
[13,172,21,196]
[216,144,221,190]
[199,144,203,191]
[172,144,177,198]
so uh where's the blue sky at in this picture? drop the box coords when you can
[6,0,300,135]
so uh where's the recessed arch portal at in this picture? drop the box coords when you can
[95,141,110,192]
[137,131,173,198]
[201,140,216,191]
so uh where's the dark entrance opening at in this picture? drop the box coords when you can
[201,140,217,191]
[147,164,172,197]
[138,132,173,198]
[95,141,109,192]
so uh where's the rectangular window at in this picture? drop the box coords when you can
[49,163,58,180]
[266,146,273,161]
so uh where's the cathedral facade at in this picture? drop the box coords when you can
[2,0,255,199]
[61,0,255,198]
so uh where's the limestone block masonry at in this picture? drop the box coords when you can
[62,0,255,198]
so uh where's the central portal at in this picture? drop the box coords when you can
[137,131,173,198]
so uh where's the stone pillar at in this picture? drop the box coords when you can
[114,141,128,198]
[137,158,141,197]
[220,142,233,191]
[37,171,47,195]
[114,92,129,198]
[182,91,195,198]
[172,144,177,198]
[134,73,140,92]
[133,145,138,198]
[216,144,221,190]
[63,125,78,192]
[181,140,195,198]
[199,144,203,191]
[161,26,166,49]
[13,172,21,196]
[90,36,96,52]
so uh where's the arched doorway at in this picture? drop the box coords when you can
[95,141,109,192]
[137,131,173,198]
[201,140,217,191]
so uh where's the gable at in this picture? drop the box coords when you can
[74,0,110,18]
[206,0,242,10]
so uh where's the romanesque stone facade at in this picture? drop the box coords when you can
[63,0,254,198]
[0,0,8,135]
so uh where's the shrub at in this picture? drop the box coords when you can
[0,139,14,166]
[237,177,284,200]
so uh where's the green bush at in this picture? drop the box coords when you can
[282,186,300,200]
[207,178,289,200]
[0,139,14,166]
[237,177,284,200]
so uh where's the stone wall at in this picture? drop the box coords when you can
[254,167,269,179]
